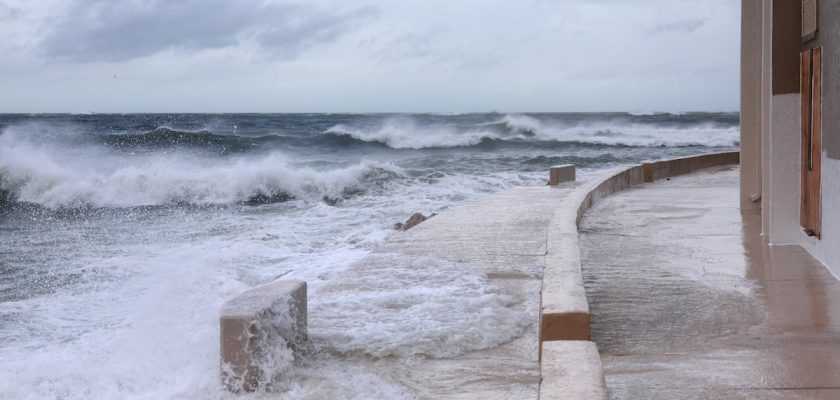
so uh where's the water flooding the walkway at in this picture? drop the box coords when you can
[581,167,840,399]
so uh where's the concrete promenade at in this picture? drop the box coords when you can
[581,166,840,399]
[318,184,578,399]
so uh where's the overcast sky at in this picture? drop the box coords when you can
[0,0,740,113]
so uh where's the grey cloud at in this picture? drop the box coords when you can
[40,0,376,62]
[649,19,706,35]
[0,2,22,20]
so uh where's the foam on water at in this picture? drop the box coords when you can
[324,114,739,149]
[311,254,529,359]
[0,129,404,208]
[0,201,395,399]
[326,119,497,149]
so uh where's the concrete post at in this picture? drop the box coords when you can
[220,280,307,392]
[549,164,576,186]
[741,0,763,209]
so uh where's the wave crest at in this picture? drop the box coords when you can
[0,131,404,209]
[325,120,497,150]
[323,114,739,150]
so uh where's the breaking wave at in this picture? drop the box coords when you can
[0,130,403,209]
[325,121,494,150]
[324,114,739,150]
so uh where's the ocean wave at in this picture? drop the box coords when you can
[0,131,404,209]
[100,127,253,148]
[74,115,739,153]
[96,127,300,154]
[323,114,555,149]
[322,114,739,150]
[628,111,687,116]
[325,120,498,150]
[480,114,542,135]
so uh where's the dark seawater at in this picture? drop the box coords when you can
[0,112,738,399]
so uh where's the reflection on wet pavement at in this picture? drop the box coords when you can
[580,166,840,399]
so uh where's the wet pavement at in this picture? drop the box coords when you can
[310,185,580,399]
[580,166,840,399]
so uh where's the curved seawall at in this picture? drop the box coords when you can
[216,151,739,398]
[538,151,739,399]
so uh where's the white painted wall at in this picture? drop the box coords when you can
[801,156,840,277]
[767,94,801,245]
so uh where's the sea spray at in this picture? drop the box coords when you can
[0,129,405,208]
[324,113,738,149]
[311,254,528,359]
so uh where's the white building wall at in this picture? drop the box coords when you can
[801,157,840,277]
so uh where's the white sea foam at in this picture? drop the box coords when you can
[497,113,543,135]
[542,123,740,147]
[326,119,494,149]
[0,199,397,399]
[0,129,404,208]
[311,254,530,358]
[324,114,739,149]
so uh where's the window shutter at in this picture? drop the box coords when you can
[802,0,818,42]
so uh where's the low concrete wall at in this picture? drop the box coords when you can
[540,165,645,343]
[642,152,740,183]
[539,341,607,400]
[220,279,307,392]
[539,151,739,394]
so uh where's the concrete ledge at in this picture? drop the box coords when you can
[549,164,576,186]
[220,279,307,392]
[539,341,607,400]
[540,166,644,344]
[642,152,740,183]
[541,230,590,342]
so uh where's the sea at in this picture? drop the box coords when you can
[0,112,739,399]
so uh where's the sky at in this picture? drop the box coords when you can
[0,0,740,113]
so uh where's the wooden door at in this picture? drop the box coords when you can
[801,47,822,237]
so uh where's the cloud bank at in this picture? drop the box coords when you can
[0,0,740,113]
[39,0,375,62]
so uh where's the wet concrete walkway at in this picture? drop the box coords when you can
[311,185,577,399]
[580,166,840,399]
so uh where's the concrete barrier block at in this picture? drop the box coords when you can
[540,341,607,400]
[220,280,307,392]
[549,164,576,186]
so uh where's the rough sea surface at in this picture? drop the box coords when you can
[0,112,738,399]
